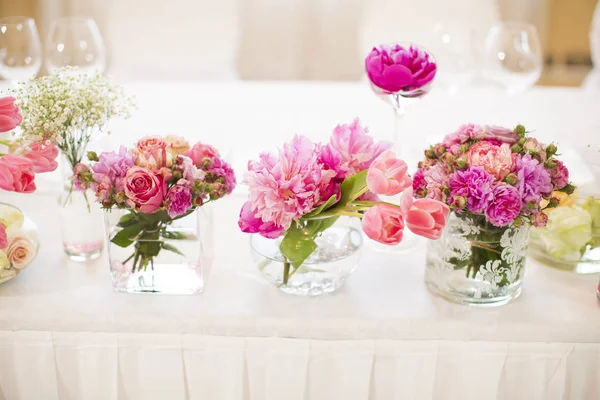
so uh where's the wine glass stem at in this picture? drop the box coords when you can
[393,107,410,162]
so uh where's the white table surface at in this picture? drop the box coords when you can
[0,82,598,343]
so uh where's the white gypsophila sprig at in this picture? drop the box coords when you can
[13,66,134,168]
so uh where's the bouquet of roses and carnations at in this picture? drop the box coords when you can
[238,118,450,285]
[74,135,236,272]
[0,95,59,282]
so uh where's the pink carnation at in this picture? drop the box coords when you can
[329,118,391,176]
[515,153,552,211]
[549,160,569,190]
[207,157,237,195]
[423,164,448,201]
[448,166,495,214]
[466,141,515,180]
[243,135,336,232]
[485,184,522,227]
[166,185,193,218]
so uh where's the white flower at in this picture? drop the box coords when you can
[0,205,24,231]
[6,231,38,270]
[0,268,17,284]
[0,250,9,270]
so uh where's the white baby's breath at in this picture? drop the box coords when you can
[13,66,134,169]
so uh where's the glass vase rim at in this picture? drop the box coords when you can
[51,16,100,26]
[0,16,37,26]
[0,202,23,214]
[488,21,539,34]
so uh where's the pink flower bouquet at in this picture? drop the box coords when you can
[239,118,449,292]
[75,136,235,273]
[419,124,574,304]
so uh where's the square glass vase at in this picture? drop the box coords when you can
[104,206,213,295]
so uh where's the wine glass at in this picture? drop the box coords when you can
[481,22,543,96]
[0,17,42,83]
[45,17,106,75]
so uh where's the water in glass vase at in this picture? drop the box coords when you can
[251,218,363,296]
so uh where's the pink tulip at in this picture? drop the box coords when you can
[405,198,449,240]
[0,224,7,249]
[366,150,412,196]
[0,155,36,193]
[0,96,22,133]
[362,203,405,245]
[23,142,59,173]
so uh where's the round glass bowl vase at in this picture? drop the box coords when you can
[0,203,39,284]
[251,217,363,296]
[425,212,530,306]
[104,206,213,295]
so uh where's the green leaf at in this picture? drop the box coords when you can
[116,212,137,228]
[303,194,338,218]
[162,231,189,240]
[110,223,143,248]
[279,224,318,269]
[162,243,185,256]
[338,170,368,206]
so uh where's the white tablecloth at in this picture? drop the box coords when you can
[1,83,599,400]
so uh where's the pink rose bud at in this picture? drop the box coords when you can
[405,198,450,240]
[515,124,526,137]
[362,204,405,245]
[533,211,548,227]
[0,96,23,133]
[505,173,518,186]
[366,150,412,196]
[184,142,221,167]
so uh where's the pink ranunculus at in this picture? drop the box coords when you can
[123,166,166,213]
[329,118,391,176]
[366,150,412,196]
[184,142,221,167]
[483,125,520,144]
[135,136,172,170]
[22,142,59,173]
[362,204,405,245]
[365,44,437,93]
[405,198,449,240]
[166,185,193,218]
[485,184,522,227]
[6,234,38,270]
[549,160,569,190]
[238,201,285,239]
[0,96,22,133]
[0,224,7,249]
[466,141,515,180]
[0,155,36,193]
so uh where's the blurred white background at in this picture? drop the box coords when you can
[0,0,598,85]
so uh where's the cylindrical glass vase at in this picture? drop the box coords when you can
[425,212,530,306]
[251,217,363,296]
[0,203,39,284]
[105,206,212,295]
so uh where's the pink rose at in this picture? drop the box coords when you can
[184,142,221,167]
[0,155,36,193]
[73,163,92,191]
[0,225,7,249]
[362,204,405,245]
[466,141,515,180]
[22,142,59,173]
[0,96,22,133]
[124,166,166,213]
[366,150,412,196]
[404,198,449,240]
[135,136,172,169]
[522,138,547,161]
[6,234,38,270]
[549,160,569,190]
[365,44,437,93]
[164,135,191,155]
[483,125,519,145]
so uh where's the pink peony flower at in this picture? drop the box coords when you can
[404,198,449,240]
[485,184,522,227]
[238,201,285,239]
[0,224,7,249]
[466,141,515,180]
[365,44,436,93]
[515,153,552,210]
[123,166,166,213]
[135,136,172,170]
[362,203,405,245]
[549,160,569,190]
[166,185,193,218]
[22,142,59,173]
[184,142,221,167]
[366,150,412,196]
[0,96,22,132]
[207,157,237,195]
[329,118,391,176]
[92,146,136,191]
[448,166,495,214]
[244,135,336,232]
[0,155,36,193]
[483,125,519,144]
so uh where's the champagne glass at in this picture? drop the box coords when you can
[481,22,543,96]
[45,17,106,75]
[0,17,42,83]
